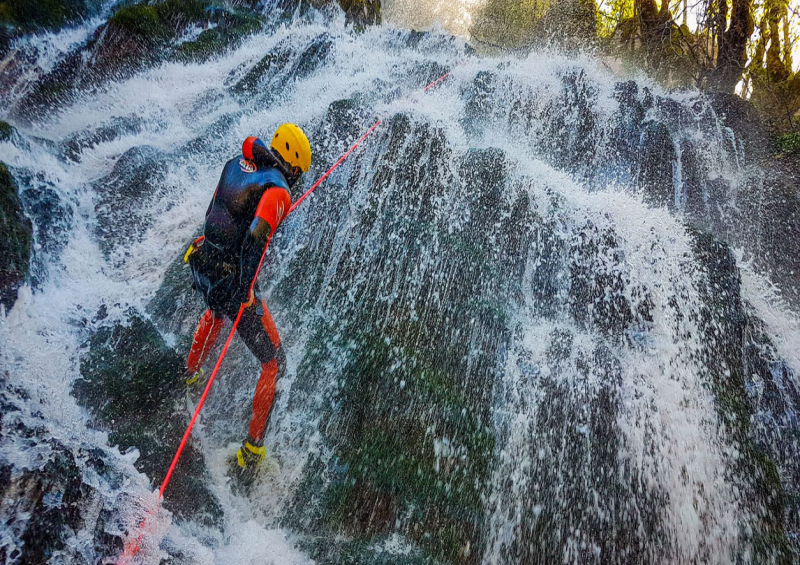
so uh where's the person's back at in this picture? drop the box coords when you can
[203,157,290,258]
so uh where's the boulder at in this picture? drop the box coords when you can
[73,311,223,525]
[0,162,31,310]
[0,373,125,564]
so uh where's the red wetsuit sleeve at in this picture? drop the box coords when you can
[239,186,292,296]
[253,186,292,236]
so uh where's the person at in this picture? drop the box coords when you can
[183,124,311,482]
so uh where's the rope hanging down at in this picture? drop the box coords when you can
[117,64,458,564]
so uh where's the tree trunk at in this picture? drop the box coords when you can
[711,0,754,91]
[783,4,793,71]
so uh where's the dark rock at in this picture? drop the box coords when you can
[92,145,169,257]
[0,373,126,564]
[0,0,101,32]
[567,222,636,336]
[74,311,223,524]
[692,232,795,563]
[0,120,14,142]
[292,33,334,80]
[706,91,771,161]
[635,120,676,208]
[61,115,148,162]
[230,37,294,97]
[172,5,263,64]
[338,0,381,30]
[461,70,497,135]
[540,69,599,175]
[17,170,74,287]
[0,162,32,310]
[312,97,373,167]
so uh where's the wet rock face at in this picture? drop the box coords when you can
[0,0,102,33]
[92,145,170,258]
[61,116,148,163]
[14,170,74,288]
[743,314,800,546]
[693,233,796,562]
[0,374,124,564]
[11,0,267,121]
[0,163,32,310]
[73,312,222,525]
[279,116,519,564]
[337,0,381,29]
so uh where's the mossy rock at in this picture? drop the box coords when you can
[0,0,98,31]
[0,120,14,142]
[173,5,263,63]
[691,231,794,561]
[74,311,222,524]
[297,329,494,564]
[0,162,32,310]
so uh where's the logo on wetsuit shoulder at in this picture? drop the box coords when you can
[239,159,257,173]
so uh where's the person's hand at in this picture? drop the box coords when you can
[242,288,256,307]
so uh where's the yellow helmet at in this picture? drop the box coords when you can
[271,123,312,173]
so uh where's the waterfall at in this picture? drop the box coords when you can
[1,4,798,564]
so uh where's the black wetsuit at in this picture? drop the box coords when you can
[189,154,291,364]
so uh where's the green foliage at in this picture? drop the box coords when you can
[776,131,800,153]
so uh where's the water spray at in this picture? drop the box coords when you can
[116,65,459,564]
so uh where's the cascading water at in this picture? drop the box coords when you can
[1,2,799,564]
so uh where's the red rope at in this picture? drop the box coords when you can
[118,63,458,564]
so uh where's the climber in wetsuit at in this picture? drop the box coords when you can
[184,124,311,481]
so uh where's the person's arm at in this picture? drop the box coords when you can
[238,186,292,299]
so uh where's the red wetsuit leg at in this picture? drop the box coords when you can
[246,298,283,444]
[259,297,281,349]
[248,358,278,443]
[187,309,225,373]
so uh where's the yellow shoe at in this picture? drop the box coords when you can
[185,368,205,386]
[227,441,266,488]
[236,441,266,469]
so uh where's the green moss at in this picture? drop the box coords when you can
[174,9,263,63]
[0,120,13,142]
[0,162,32,309]
[153,0,209,23]
[320,332,494,562]
[776,132,800,154]
[109,5,166,42]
